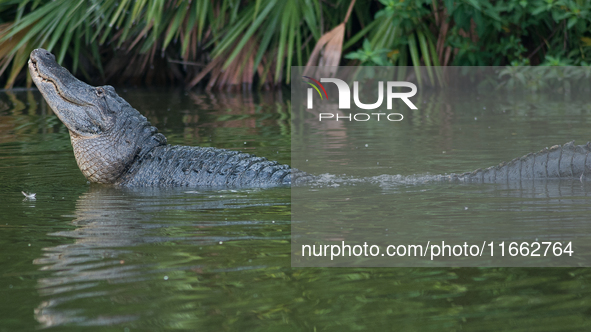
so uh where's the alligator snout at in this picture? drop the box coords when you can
[30,48,55,63]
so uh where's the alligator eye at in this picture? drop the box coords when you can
[96,88,104,97]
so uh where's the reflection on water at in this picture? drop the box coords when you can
[123,89,291,149]
[28,187,591,330]
[32,186,291,328]
[1,89,591,330]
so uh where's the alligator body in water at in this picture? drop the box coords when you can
[437,140,591,183]
[29,49,590,187]
[29,48,312,187]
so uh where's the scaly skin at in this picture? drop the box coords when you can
[445,141,591,182]
[28,48,312,187]
[118,145,304,187]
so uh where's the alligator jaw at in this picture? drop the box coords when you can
[28,49,87,107]
[28,48,115,139]
[28,58,59,96]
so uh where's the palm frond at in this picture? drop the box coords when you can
[303,0,356,78]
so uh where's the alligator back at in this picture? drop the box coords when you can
[117,145,312,187]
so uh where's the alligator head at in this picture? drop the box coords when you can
[29,49,166,184]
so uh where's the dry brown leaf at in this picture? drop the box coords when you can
[303,23,344,78]
[187,35,268,91]
[303,0,356,78]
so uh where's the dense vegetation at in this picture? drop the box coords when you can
[1,0,590,89]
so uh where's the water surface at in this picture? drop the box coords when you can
[0,88,590,330]
[291,88,591,267]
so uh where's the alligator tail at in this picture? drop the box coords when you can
[456,141,591,182]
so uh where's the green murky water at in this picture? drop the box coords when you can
[1,88,590,331]
[290,87,591,268]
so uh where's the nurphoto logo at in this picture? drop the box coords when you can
[303,76,417,122]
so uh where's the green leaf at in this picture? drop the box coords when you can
[417,30,434,85]
[444,0,455,13]
[252,11,280,73]
[531,6,547,15]
[567,17,577,29]
[407,33,422,86]
[222,1,278,69]
[342,19,380,51]
[162,7,187,50]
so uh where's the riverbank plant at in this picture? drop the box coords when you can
[1,0,590,89]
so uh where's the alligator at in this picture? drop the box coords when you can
[434,140,591,183]
[29,49,591,188]
[28,48,312,187]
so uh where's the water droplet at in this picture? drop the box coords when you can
[163,276,169,280]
